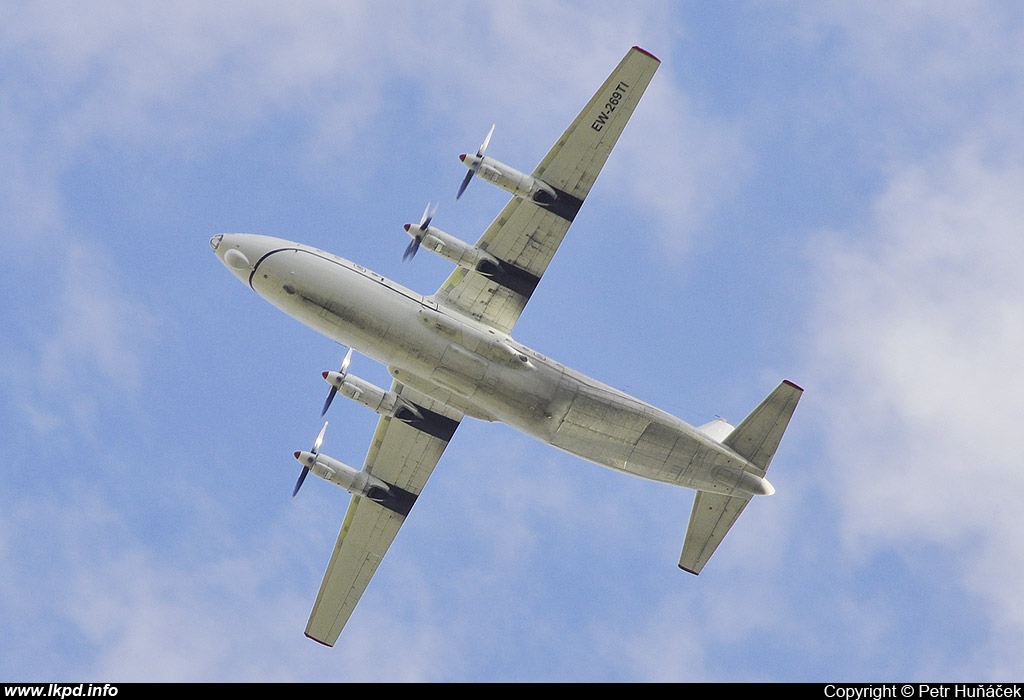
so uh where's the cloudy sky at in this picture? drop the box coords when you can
[3,1,1023,682]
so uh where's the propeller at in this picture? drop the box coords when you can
[456,123,495,200]
[402,202,437,262]
[292,421,328,498]
[320,347,354,418]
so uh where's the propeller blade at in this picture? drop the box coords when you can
[339,347,353,378]
[456,169,475,200]
[291,466,310,499]
[418,202,438,231]
[319,349,354,415]
[312,421,328,454]
[320,386,338,418]
[404,204,437,260]
[457,125,495,200]
[403,237,421,262]
[291,422,328,499]
[478,123,495,157]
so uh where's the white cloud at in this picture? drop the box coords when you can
[0,240,157,448]
[803,1,1024,131]
[610,81,749,255]
[42,243,157,392]
[0,1,731,250]
[790,1,1024,676]
[807,141,1024,672]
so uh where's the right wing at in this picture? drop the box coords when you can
[434,46,660,334]
[304,382,462,646]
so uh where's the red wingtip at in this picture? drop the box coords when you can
[632,46,660,63]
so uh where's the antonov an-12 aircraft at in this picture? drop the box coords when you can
[211,46,802,646]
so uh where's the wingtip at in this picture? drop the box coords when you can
[632,45,661,63]
[304,632,335,648]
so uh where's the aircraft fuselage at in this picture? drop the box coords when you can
[212,233,773,498]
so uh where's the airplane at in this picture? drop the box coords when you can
[210,46,802,647]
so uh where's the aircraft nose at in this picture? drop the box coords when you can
[212,234,250,265]
[211,233,260,282]
[211,233,294,284]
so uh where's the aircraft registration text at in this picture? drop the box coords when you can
[591,81,630,131]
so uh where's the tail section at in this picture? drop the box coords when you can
[722,379,803,474]
[678,380,803,575]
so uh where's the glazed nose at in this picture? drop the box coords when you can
[211,234,254,272]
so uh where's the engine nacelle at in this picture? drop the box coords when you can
[322,371,423,423]
[293,450,391,500]
[460,153,558,205]
[404,222,501,273]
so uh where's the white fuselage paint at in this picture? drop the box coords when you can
[213,234,773,498]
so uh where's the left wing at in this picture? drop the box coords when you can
[304,382,462,646]
[434,46,660,333]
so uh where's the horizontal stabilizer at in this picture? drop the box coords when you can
[678,491,750,575]
[723,380,802,473]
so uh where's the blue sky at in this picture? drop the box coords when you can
[3,1,1024,682]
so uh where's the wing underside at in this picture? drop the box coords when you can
[304,383,462,646]
[434,47,660,333]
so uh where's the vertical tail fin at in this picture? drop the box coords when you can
[722,380,803,474]
[678,380,803,574]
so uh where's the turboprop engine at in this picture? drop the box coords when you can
[458,153,558,205]
[291,422,417,515]
[293,444,390,500]
[455,124,558,206]
[321,368,423,423]
[319,347,426,422]
[403,218,501,272]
